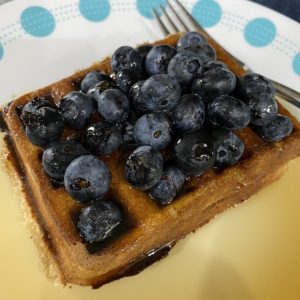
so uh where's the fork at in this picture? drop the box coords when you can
[152,0,300,109]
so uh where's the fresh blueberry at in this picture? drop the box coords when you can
[137,74,182,112]
[239,73,275,97]
[111,46,143,73]
[120,110,138,148]
[85,122,122,155]
[80,71,111,93]
[129,80,145,103]
[183,44,217,64]
[87,80,117,99]
[136,44,153,64]
[133,112,172,151]
[173,131,215,176]
[149,165,186,205]
[64,155,111,203]
[21,98,64,147]
[252,114,293,142]
[210,128,244,168]
[59,91,94,129]
[97,89,130,123]
[125,146,163,190]
[116,69,141,94]
[247,92,278,126]
[171,94,205,133]
[78,201,122,243]
[192,67,236,101]
[204,60,228,71]
[207,95,251,131]
[145,45,177,75]
[176,31,207,52]
[42,140,88,182]
[167,51,203,88]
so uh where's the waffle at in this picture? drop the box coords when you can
[1,33,300,287]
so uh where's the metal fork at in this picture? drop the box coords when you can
[152,0,300,109]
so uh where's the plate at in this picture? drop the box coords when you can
[1,0,300,299]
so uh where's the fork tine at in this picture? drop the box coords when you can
[166,0,190,32]
[160,5,180,32]
[152,8,171,36]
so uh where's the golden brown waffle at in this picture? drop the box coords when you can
[2,33,300,287]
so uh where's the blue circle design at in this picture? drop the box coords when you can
[20,6,55,37]
[292,53,300,76]
[192,0,222,28]
[137,0,166,19]
[244,18,276,47]
[0,43,3,61]
[79,0,110,22]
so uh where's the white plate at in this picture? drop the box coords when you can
[1,1,300,299]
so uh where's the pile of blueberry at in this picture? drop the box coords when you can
[20,32,293,243]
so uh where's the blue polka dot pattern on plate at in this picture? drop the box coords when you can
[20,6,56,37]
[192,0,222,28]
[0,43,3,61]
[137,0,166,19]
[292,53,300,76]
[79,0,111,22]
[244,18,276,47]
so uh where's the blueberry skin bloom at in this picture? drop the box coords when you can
[176,31,207,51]
[145,45,177,75]
[192,67,236,101]
[134,112,172,151]
[210,128,244,168]
[171,94,205,133]
[167,51,203,88]
[149,165,186,205]
[182,44,217,64]
[80,71,111,93]
[125,146,163,190]
[59,91,94,129]
[85,122,122,155]
[173,131,215,176]
[207,95,251,131]
[111,46,143,73]
[78,201,122,243]
[42,140,88,182]
[253,114,293,142]
[138,74,182,112]
[97,89,130,123]
[204,60,228,72]
[64,155,112,204]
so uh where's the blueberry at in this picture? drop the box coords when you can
[173,131,215,176]
[116,69,141,94]
[85,122,122,155]
[42,140,88,182]
[59,91,94,129]
[247,92,278,126]
[171,94,205,133]
[204,60,228,71]
[134,112,172,151]
[252,114,293,142]
[87,80,117,99]
[129,80,145,103]
[207,95,250,131]
[21,98,64,147]
[137,74,181,112]
[145,45,177,75]
[149,165,186,205]
[239,73,275,97]
[64,155,111,203]
[183,44,217,64]
[136,44,153,64]
[80,71,111,93]
[125,146,163,190]
[176,31,207,52]
[192,67,236,101]
[97,89,130,123]
[111,46,143,73]
[78,201,122,243]
[120,110,138,148]
[167,51,203,88]
[210,128,244,168]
